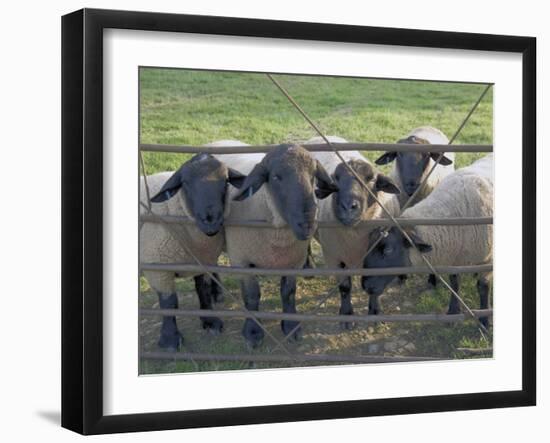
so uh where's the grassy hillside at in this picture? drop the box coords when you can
[140,68,492,173]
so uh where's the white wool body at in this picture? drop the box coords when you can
[317,190,400,270]
[215,146,309,270]
[308,136,401,270]
[139,173,224,293]
[140,140,248,293]
[404,154,493,268]
[304,135,365,175]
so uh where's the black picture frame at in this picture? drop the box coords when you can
[61,8,536,435]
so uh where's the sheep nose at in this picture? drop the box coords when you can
[404,182,418,195]
[295,220,316,239]
[339,199,360,212]
[297,221,310,230]
[202,212,221,225]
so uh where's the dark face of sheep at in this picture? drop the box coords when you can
[375,135,453,197]
[332,159,400,227]
[150,153,246,236]
[233,144,338,241]
[361,227,432,296]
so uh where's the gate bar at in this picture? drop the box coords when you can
[139,263,493,277]
[140,308,493,323]
[140,142,493,155]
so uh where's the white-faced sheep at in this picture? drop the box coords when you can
[140,142,247,351]
[362,154,493,326]
[215,144,338,347]
[307,136,401,328]
[375,126,454,207]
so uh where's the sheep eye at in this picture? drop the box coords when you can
[383,246,394,256]
[272,174,282,182]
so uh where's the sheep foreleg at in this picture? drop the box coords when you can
[281,276,301,341]
[156,292,183,351]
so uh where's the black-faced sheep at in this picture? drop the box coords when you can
[375,126,454,207]
[362,154,493,326]
[140,144,246,351]
[215,144,338,347]
[307,136,401,328]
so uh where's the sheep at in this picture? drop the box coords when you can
[375,126,455,207]
[362,154,493,326]
[306,136,401,328]
[375,127,456,288]
[215,144,338,347]
[140,142,247,351]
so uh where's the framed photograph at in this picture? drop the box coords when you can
[62,8,536,435]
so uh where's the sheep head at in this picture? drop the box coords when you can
[150,153,246,236]
[375,135,453,196]
[331,159,400,227]
[361,226,432,296]
[233,144,338,241]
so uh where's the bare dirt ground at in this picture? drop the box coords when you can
[139,242,492,374]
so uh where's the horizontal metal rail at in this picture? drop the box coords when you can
[140,308,493,323]
[140,142,493,155]
[140,214,493,228]
[140,352,440,364]
[139,262,493,277]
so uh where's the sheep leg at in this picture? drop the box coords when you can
[194,274,224,335]
[280,276,302,341]
[157,292,183,351]
[338,276,355,330]
[241,274,265,348]
[368,294,381,315]
[302,243,316,279]
[210,272,224,303]
[477,274,491,329]
[428,274,437,287]
[446,274,461,315]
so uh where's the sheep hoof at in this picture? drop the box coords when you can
[201,317,224,335]
[339,321,355,331]
[157,331,183,352]
[281,320,302,342]
[339,308,355,331]
[368,307,380,316]
[479,317,490,330]
[243,319,264,348]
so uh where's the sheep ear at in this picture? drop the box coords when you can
[227,167,246,189]
[375,174,400,195]
[232,163,268,201]
[375,152,397,165]
[150,168,185,203]
[404,229,432,253]
[430,152,453,166]
[315,160,339,199]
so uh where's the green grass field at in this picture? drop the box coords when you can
[139,68,493,374]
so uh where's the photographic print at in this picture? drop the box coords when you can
[138,68,494,375]
[62,9,535,433]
